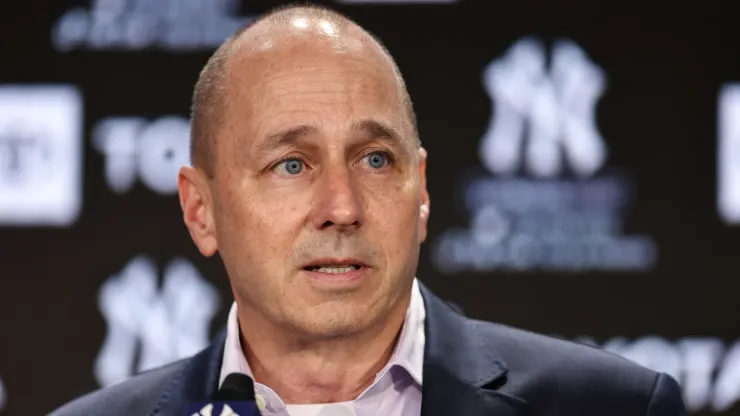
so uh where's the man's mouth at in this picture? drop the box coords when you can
[303,264,362,274]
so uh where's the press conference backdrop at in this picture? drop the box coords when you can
[1,1,739,414]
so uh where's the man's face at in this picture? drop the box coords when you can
[198,26,429,337]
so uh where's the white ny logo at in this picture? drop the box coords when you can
[479,37,607,178]
[94,255,220,386]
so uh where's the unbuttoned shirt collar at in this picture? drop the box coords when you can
[218,278,426,416]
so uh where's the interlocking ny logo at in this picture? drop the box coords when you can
[479,37,607,178]
[94,256,220,387]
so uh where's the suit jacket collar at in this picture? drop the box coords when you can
[150,282,527,416]
[418,284,527,416]
[148,330,226,416]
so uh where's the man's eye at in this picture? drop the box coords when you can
[364,151,390,169]
[274,158,304,175]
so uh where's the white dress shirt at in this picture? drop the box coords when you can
[219,278,426,416]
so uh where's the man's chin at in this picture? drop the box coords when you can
[286,305,379,338]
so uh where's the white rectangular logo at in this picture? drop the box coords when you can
[0,85,83,226]
[718,84,740,224]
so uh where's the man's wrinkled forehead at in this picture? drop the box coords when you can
[231,14,371,58]
[225,17,396,92]
[219,18,411,149]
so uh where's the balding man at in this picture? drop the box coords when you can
[50,5,686,416]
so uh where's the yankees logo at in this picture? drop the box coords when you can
[94,255,220,386]
[479,37,607,178]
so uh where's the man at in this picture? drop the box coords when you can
[51,4,686,416]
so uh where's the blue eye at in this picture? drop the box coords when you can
[366,152,389,169]
[276,158,304,175]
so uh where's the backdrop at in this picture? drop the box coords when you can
[1,1,739,415]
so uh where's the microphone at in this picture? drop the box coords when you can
[212,373,257,402]
[185,373,262,415]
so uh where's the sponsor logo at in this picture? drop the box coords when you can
[578,335,740,412]
[718,84,740,224]
[0,85,83,226]
[93,116,190,195]
[52,0,254,52]
[94,255,220,386]
[432,37,657,274]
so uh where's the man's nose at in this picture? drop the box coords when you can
[311,165,364,231]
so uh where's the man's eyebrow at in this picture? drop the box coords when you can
[257,125,318,153]
[350,119,405,145]
[254,120,404,154]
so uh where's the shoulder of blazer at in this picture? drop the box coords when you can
[48,329,228,416]
[47,358,189,416]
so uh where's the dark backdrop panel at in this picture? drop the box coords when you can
[0,1,738,415]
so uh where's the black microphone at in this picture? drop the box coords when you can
[212,373,257,402]
[184,373,262,415]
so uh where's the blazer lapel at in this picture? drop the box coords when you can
[419,284,529,416]
[147,285,530,416]
[148,329,227,416]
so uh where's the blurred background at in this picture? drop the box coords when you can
[1,0,740,414]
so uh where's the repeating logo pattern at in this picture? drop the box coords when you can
[432,38,657,274]
[52,0,253,52]
[94,256,220,387]
[0,85,83,226]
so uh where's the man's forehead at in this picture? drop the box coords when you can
[229,15,375,62]
[227,22,389,95]
[218,19,409,147]
[249,72,406,144]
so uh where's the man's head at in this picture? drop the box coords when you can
[178,4,430,338]
[189,6,420,176]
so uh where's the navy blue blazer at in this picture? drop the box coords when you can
[49,284,686,415]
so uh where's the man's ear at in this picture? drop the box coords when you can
[178,165,218,257]
[418,147,430,243]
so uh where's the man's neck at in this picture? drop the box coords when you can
[237,294,411,404]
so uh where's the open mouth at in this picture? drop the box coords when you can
[303,264,362,274]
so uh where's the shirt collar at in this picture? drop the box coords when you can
[219,278,426,389]
[378,278,425,385]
